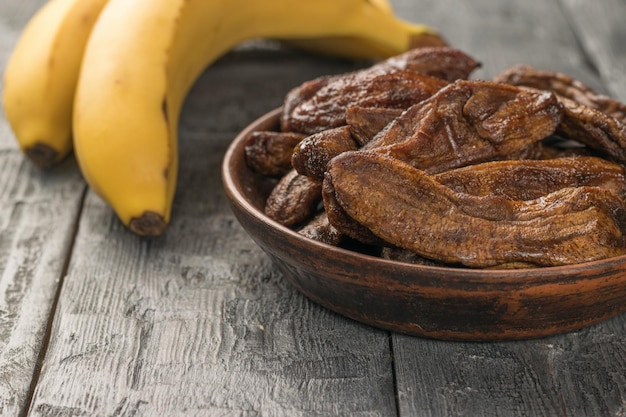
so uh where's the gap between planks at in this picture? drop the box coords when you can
[19,185,88,417]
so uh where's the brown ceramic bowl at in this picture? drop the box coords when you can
[222,108,626,341]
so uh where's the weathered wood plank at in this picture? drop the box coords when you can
[0,0,86,415]
[27,50,398,416]
[389,0,626,416]
[559,0,626,100]
[393,0,604,87]
[393,318,626,417]
[0,156,84,417]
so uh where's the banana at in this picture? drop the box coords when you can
[282,32,446,61]
[281,0,446,60]
[73,0,443,236]
[2,0,109,169]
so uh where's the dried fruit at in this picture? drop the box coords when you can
[282,69,448,134]
[325,151,626,268]
[434,156,626,201]
[557,97,626,164]
[365,80,564,173]
[322,170,386,246]
[280,47,479,134]
[369,46,481,82]
[244,131,306,177]
[245,47,626,268]
[265,169,322,227]
[297,211,343,246]
[346,106,403,146]
[494,64,626,123]
[292,126,358,181]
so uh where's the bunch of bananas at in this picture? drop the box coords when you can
[2,0,444,236]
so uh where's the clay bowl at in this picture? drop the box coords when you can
[222,108,626,341]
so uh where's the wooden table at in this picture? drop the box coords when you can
[1,0,626,415]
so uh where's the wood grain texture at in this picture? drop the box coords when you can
[394,318,626,417]
[27,51,398,416]
[559,0,626,100]
[1,0,625,415]
[389,0,626,415]
[0,155,84,417]
[392,0,605,89]
[0,0,86,415]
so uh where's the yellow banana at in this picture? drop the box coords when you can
[367,0,395,15]
[281,0,446,60]
[2,0,109,169]
[282,32,446,61]
[73,0,443,236]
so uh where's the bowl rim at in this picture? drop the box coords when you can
[222,107,626,285]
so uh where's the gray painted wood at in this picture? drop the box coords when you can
[0,0,85,415]
[393,319,626,417]
[560,0,626,100]
[393,0,604,87]
[0,0,624,416]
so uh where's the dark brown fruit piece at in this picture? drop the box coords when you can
[244,131,306,177]
[365,80,564,173]
[369,46,481,82]
[297,211,343,246]
[292,126,358,181]
[346,106,403,146]
[325,151,626,268]
[281,70,449,134]
[265,169,322,227]
[493,64,626,123]
[434,156,626,201]
[557,97,626,164]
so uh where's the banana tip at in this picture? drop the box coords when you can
[129,211,168,237]
[26,143,59,169]
[409,32,448,49]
